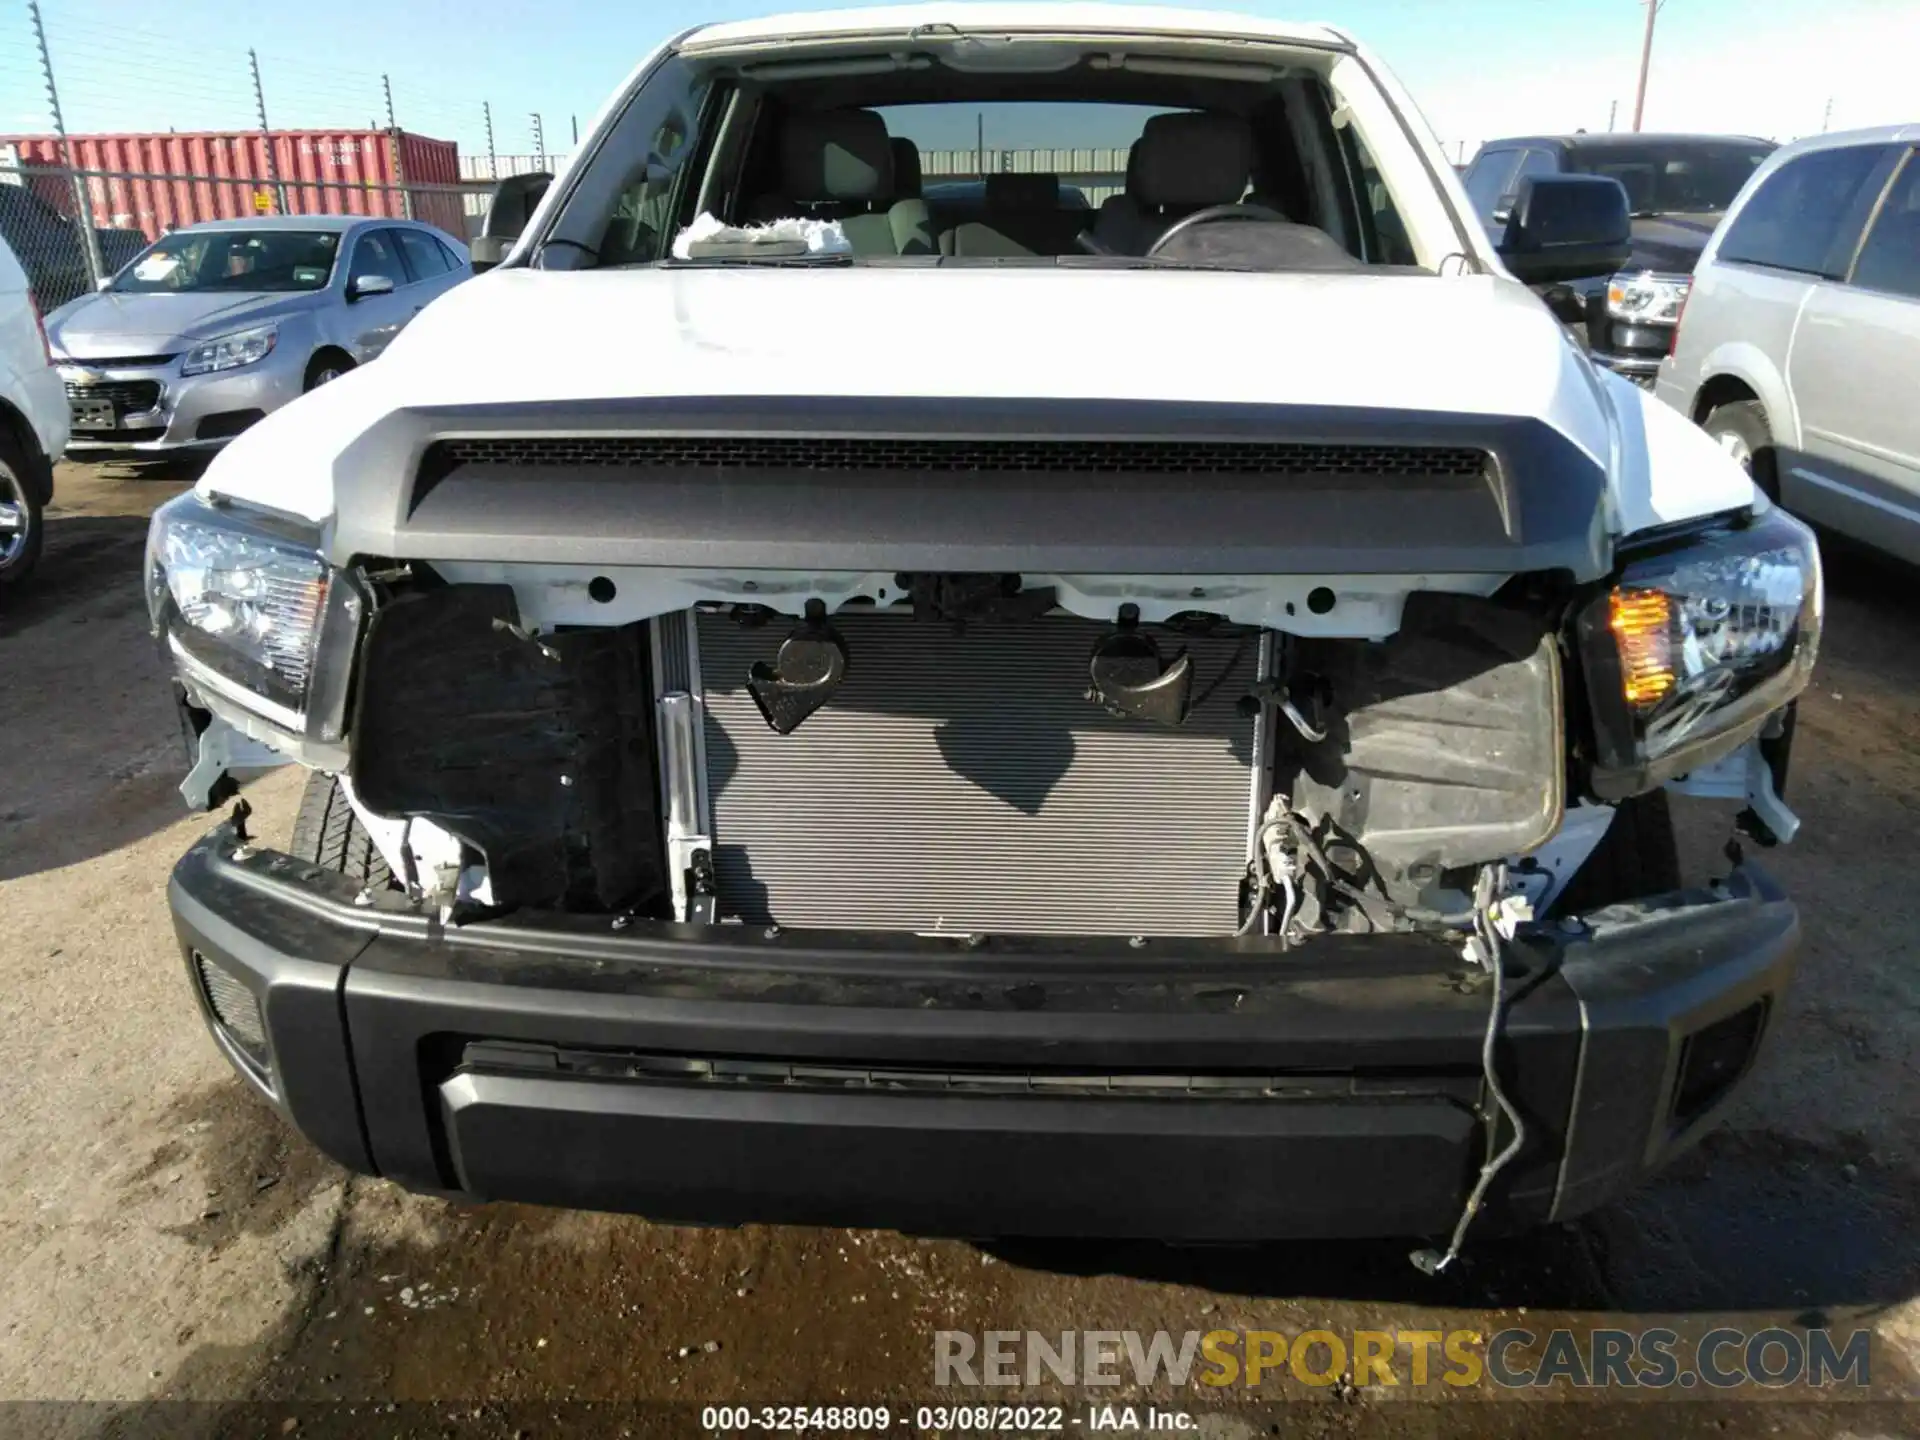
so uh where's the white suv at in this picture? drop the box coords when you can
[0,233,68,590]
[1657,124,1920,564]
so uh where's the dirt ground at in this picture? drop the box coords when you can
[2,461,1918,1439]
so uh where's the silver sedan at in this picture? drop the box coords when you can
[43,215,470,457]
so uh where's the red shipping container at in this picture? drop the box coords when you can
[0,128,466,243]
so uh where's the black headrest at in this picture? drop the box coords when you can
[985,172,1057,212]
[889,137,922,198]
[1133,112,1254,209]
[781,110,893,201]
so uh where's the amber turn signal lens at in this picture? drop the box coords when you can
[1610,587,1675,708]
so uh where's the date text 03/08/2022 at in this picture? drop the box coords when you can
[700,1405,1178,1431]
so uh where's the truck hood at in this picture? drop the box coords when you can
[1625,211,1723,276]
[45,288,322,358]
[199,264,1755,543]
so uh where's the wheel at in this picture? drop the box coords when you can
[1550,791,1682,916]
[0,432,46,591]
[304,352,354,392]
[290,771,395,889]
[1702,399,1778,501]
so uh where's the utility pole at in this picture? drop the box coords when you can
[1821,97,1834,133]
[1630,0,1660,132]
[28,0,105,289]
[382,74,412,219]
[571,114,579,146]
[975,112,984,178]
[249,49,289,216]
[483,102,497,179]
[531,113,546,169]
[1608,99,1618,133]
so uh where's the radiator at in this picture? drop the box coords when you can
[692,610,1258,937]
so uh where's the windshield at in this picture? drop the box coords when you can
[1565,142,1773,216]
[545,38,1449,274]
[114,229,341,293]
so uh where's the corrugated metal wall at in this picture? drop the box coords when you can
[0,128,467,240]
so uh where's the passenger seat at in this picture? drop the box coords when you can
[748,110,935,255]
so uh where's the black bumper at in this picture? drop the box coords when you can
[169,824,1799,1240]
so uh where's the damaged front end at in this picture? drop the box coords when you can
[148,400,1820,946]
[148,402,1823,1249]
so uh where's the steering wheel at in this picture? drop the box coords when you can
[1146,202,1289,256]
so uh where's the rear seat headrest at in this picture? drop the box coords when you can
[985,172,1058,211]
[1133,112,1254,209]
[889,137,922,198]
[781,109,894,201]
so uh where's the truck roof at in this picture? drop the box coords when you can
[681,4,1349,52]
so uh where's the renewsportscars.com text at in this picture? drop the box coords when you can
[934,1327,1873,1391]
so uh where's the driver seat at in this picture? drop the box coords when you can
[1088,112,1256,255]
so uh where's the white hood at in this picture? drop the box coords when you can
[201,265,1754,539]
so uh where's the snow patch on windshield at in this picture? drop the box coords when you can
[671,212,852,259]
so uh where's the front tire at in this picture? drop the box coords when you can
[1702,399,1778,501]
[290,771,394,889]
[304,352,355,392]
[0,433,46,591]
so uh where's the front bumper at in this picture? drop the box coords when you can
[170,823,1799,1240]
[59,357,302,456]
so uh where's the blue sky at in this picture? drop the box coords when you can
[2,0,1914,166]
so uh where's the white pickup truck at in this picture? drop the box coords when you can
[151,4,1819,1259]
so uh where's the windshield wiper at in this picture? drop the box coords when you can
[658,253,856,268]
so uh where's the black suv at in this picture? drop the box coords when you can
[1462,133,1776,385]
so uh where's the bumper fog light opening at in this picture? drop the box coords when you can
[192,949,268,1068]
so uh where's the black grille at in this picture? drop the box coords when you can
[65,353,177,369]
[428,434,1491,480]
[67,379,162,414]
[193,951,266,1062]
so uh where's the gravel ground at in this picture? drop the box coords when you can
[2,461,1917,1438]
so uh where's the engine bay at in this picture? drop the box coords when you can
[338,572,1572,941]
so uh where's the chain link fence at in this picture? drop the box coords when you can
[3,159,499,313]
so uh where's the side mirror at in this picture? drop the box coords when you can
[348,273,395,301]
[1496,175,1632,285]
[468,235,513,273]
[469,171,553,273]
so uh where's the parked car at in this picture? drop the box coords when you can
[1461,133,1776,384]
[43,215,470,458]
[152,4,1820,1252]
[0,232,67,591]
[1657,125,1920,565]
[0,177,148,314]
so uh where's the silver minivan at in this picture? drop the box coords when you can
[1657,124,1920,563]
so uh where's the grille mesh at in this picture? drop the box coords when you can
[194,951,266,1056]
[698,611,1256,937]
[431,434,1490,481]
[66,379,162,414]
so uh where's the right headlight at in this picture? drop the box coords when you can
[181,324,279,376]
[1577,507,1822,800]
[146,491,362,740]
[1606,271,1691,325]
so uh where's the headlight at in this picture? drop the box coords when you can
[146,492,361,738]
[181,324,278,376]
[1577,508,1821,799]
[1606,271,1690,325]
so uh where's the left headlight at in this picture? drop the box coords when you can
[1606,271,1690,325]
[1577,507,1821,799]
[181,323,278,376]
[147,492,360,738]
